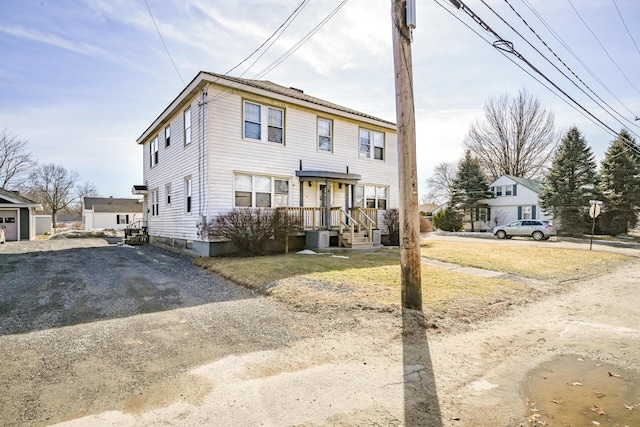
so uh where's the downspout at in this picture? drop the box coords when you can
[197,84,209,238]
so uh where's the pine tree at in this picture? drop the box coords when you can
[539,127,599,235]
[449,151,492,231]
[598,130,640,236]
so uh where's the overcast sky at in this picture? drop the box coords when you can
[1,0,639,199]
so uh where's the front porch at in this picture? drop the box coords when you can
[277,207,379,249]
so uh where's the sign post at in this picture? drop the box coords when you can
[589,200,603,251]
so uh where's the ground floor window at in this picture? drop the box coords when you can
[355,185,387,210]
[518,205,537,220]
[234,173,290,208]
[151,189,159,216]
[475,206,491,221]
[117,214,130,224]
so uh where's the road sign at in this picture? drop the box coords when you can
[589,203,601,218]
[589,200,603,205]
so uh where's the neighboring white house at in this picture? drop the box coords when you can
[133,71,399,256]
[83,197,143,230]
[0,188,41,241]
[481,175,552,230]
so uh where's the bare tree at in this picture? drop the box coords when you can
[26,163,94,227]
[0,129,35,189]
[464,89,560,181]
[424,161,457,205]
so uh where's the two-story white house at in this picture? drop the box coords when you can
[133,71,399,256]
[83,197,143,230]
[484,175,552,229]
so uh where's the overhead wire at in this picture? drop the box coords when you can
[144,0,186,86]
[518,0,638,119]
[566,0,640,98]
[438,0,640,157]
[501,0,639,130]
[611,0,640,59]
[432,0,620,142]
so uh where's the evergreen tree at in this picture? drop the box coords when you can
[539,127,599,235]
[449,151,492,231]
[598,130,640,236]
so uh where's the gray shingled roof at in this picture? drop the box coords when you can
[84,197,143,213]
[0,188,40,206]
[504,175,544,194]
[202,71,396,126]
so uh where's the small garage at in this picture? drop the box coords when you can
[0,188,42,242]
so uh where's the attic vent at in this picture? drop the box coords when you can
[289,87,304,94]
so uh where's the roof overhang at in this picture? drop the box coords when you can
[296,170,361,185]
[132,185,148,195]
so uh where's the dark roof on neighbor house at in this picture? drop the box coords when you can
[503,175,545,194]
[84,197,143,213]
[0,188,41,207]
[137,71,396,144]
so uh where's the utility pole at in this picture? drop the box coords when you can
[392,0,422,310]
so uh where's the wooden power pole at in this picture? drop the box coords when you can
[391,0,422,310]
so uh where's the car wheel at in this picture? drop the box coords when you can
[496,230,507,239]
[532,230,544,241]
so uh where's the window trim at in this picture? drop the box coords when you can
[242,99,285,145]
[233,173,290,208]
[165,125,171,147]
[359,128,385,160]
[150,137,159,167]
[318,117,333,152]
[184,107,192,146]
[185,176,192,213]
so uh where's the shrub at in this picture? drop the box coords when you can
[383,208,400,245]
[432,208,463,232]
[420,216,433,233]
[207,208,300,256]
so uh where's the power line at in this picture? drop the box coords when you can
[441,0,640,156]
[611,0,640,59]
[495,0,639,129]
[518,0,638,119]
[144,0,185,86]
[566,0,640,98]
[432,0,622,143]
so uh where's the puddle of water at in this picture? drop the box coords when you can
[523,357,640,426]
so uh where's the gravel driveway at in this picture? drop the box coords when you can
[0,238,320,426]
[0,238,253,335]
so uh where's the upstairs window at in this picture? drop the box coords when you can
[150,137,159,167]
[165,125,171,147]
[360,129,385,160]
[318,118,332,152]
[166,183,171,205]
[243,101,285,144]
[184,108,192,146]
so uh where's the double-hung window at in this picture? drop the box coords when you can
[244,101,284,144]
[234,173,289,208]
[318,118,332,152]
[165,125,171,147]
[166,183,171,205]
[355,185,388,210]
[151,189,159,216]
[184,108,192,146]
[150,137,159,167]
[360,129,385,160]
[185,177,192,213]
[116,214,130,225]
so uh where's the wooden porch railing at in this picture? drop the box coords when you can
[277,207,378,232]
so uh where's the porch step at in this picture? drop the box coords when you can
[339,232,373,249]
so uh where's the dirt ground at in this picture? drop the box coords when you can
[1,236,639,426]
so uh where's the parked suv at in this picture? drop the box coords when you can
[493,220,556,241]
